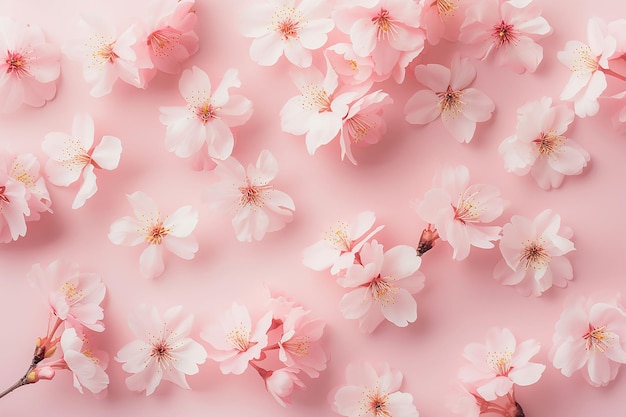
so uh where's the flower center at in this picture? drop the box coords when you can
[148,26,183,57]
[583,324,612,353]
[284,336,310,357]
[300,83,333,113]
[349,60,358,71]
[146,219,169,245]
[453,190,483,224]
[195,101,221,124]
[520,239,551,270]
[323,221,351,251]
[437,86,465,119]
[492,20,518,49]
[345,113,374,144]
[571,44,599,74]
[227,324,252,351]
[0,185,9,203]
[272,6,303,42]
[487,349,513,376]
[60,138,94,171]
[97,42,118,64]
[239,179,272,207]
[61,282,83,304]
[533,130,565,157]
[436,0,459,19]
[370,276,398,306]
[5,51,30,78]
[364,389,391,417]
[150,340,173,364]
[372,8,398,41]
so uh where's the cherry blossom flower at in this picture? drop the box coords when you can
[59,327,109,394]
[42,113,122,209]
[414,165,504,261]
[499,96,590,190]
[28,260,106,332]
[420,0,467,45]
[302,211,384,275]
[277,306,327,377]
[240,0,334,67]
[262,367,305,407]
[159,66,253,160]
[116,304,207,395]
[201,302,273,375]
[0,17,61,113]
[338,240,425,333]
[325,43,377,86]
[108,191,199,279]
[405,56,495,143]
[0,170,29,243]
[205,150,295,242]
[551,295,626,387]
[458,327,545,401]
[459,0,552,73]
[333,361,420,417]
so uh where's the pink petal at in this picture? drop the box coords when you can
[380,289,417,327]
[179,66,211,100]
[305,112,342,154]
[108,217,144,246]
[249,33,284,66]
[91,136,122,170]
[442,113,476,143]
[339,287,372,319]
[72,164,97,209]
[380,245,421,278]
[284,42,313,68]
[405,89,440,125]
[462,88,495,122]
[548,142,590,175]
[139,244,165,278]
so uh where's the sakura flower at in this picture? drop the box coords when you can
[59,327,109,394]
[458,327,545,401]
[325,43,376,86]
[0,17,61,113]
[302,211,384,275]
[261,367,305,407]
[499,96,590,189]
[159,66,253,159]
[42,113,122,209]
[205,150,295,242]
[278,306,327,377]
[240,0,334,67]
[27,260,106,332]
[420,0,467,45]
[333,361,419,417]
[338,240,425,333]
[0,171,29,243]
[108,191,199,279]
[551,295,626,387]
[116,304,207,395]
[459,0,552,73]
[405,56,495,143]
[201,302,273,375]
[415,165,504,260]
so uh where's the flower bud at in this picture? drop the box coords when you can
[27,367,55,383]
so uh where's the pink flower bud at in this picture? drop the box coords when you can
[27,366,55,383]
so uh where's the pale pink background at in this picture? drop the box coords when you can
[1,0,626,416]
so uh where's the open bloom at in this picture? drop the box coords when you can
[499,96,590,190]
[159,66,253,159]
[205,150,295,242]
[201,302,273,375]
[240,0,334,67]
[116,305,207,395]
[551,295,626,387]
[60,327,109,394]
[0,17,61,113]
[302,211,384,275]
[459,0,552,73]
[42,113,122,209]
[0,170,30,243]
[278,306,327,377]
[338,240,425,333]
[458,327,545,401]
[333,361,420,417]
[415,165,504,260]
[405,55,494,143]
[108,191,199,279]
[263,367,305,407]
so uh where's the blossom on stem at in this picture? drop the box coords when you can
[60,327,109,394]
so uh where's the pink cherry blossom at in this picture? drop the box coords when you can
[459,0,552,73]
[458,327,545,401]
[415,165,504,260]
[262,367,305,407]
[0,171,29,243]
[494,209,575,296]
[240,0,334,67]
[333,361,419,417]
[205,150,295,242]
[0,17,61,113]
[201,302,273,375]
[42,113,122,209]
[338,240,425,333]
[405,55,495,143]
[159,66,253,160]
[108,191,199,279]
[302,211,384,275]
[59,327,109,394]
[551,295,626,387]
[116,305,207,395]
[27,260,106,332]
[499,96,590,190]
[420,0,467,45]
[277,306,327,377]
[447,383,486,417]
[325,43,377,86]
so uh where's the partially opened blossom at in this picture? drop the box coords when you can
[499,96,590,190]
[262,367,305,407]
[116,304,207,395]
[333,361,419,417]
[278,306,327,377]
[0,17,61,113]
[459,0,552,73]
[108,191,199,279]
[201,302,273,375]
[159,66,253,159]
[0,170,29,243]
[415,165,504,260]
[551,295,626,387]
[338,240,425,333]
[405,56,494,143]
[459,327,545,401]
[205,150,295,242]
[42,113,122,209]
[240,0,334,67]
[420,0,467,45]
[302,211,384,275]
[59,327,109,394]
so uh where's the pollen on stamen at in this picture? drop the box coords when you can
[437,0,459,20]
[491,20,519,49]
[583,324,612,353]
[60,138,93,171]
[271,6,304,42]
[437,86,465,120]
[370,276,398,306]
[346,113,375,144]
[323,221,351,251]
[148,26,183,57]
[5,50,31,78]
[300,83,332,113]
[571,45,599,74]
[88,35,118,68]
[362,385,391,417]
[533,130,565,159]
[61,282,83,303]
[238,179,273,208]
[453,190,483,224]
[227,324,251,352]
[520,239,551,270]
[372,8,399,41]
[195,101,221,124]
[146,218,169,245]
[487,349,512,376]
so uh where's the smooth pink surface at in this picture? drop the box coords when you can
[1,0,626,416]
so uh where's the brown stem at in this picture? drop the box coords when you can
[416,224,439,256]
[0,364,35,399]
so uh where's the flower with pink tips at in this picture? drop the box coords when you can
[499,96,590,190]
[551,294,626,387]
[108,191,199,279]
[116,304,208,395]
[405,55,495,143]
[459,0,552,73]
[59,327,109,395]
[159,66,253,160]
[0,170,30,243]
[0,17,61,113]
[42,113,122,210]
